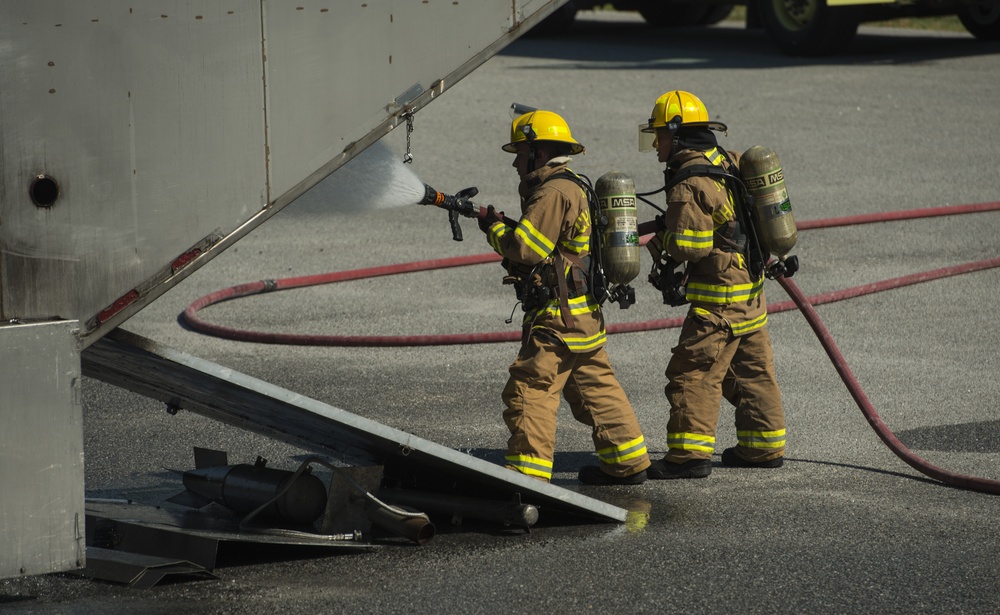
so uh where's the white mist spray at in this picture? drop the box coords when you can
[291,140,427,215]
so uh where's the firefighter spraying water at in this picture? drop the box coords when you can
[418,105,651,486]
[418,179,640,308]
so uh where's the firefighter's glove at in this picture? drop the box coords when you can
[648,256,688,307]
[478,205,504,234]
[645,232,666,262]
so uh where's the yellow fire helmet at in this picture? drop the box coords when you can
[638,90,727,152]
[502,107,585,155]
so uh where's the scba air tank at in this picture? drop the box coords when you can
[595,171,640,285]
[740,145,797,261]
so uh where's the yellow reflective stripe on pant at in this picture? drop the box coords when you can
[667,432,715,454]
[731,312,768,336]
[737,428,786,449]
[505,454,554,480]
[597,435,648,465]
[561,329,607,352]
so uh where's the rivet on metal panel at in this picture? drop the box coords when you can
[29,174,60,207]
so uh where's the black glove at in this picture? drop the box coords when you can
[478,205,504,233]
[654,213,667,231]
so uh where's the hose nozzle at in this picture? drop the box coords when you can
[417,184,481,242]
[419,184,447,207]
[418,184,478,211]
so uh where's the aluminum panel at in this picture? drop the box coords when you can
[262,1,519,201]
[0,321,85,579]
[0,0,564,343]
[0,2,267,327]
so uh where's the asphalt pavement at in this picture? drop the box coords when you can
[4,12,1000,615]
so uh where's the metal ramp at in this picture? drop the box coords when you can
[82,329,629,524]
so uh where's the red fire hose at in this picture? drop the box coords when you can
[183,200,1000,493]
[777,271,1000,495]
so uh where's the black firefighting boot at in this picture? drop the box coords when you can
[578,466,647,486]
[647,458,712,480]
[721,447,784,468]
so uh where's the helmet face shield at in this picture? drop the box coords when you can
[638,123,657,153]
[510,102,537,120]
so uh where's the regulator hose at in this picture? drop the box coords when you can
[182,200,1000,494]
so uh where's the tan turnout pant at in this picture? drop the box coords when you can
[501,331,650,481]
[664,310,786,464]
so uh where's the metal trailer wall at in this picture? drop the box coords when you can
[0,0,564,580]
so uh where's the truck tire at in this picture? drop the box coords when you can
[639,4,735,27]
[958,0,1000,40]
[757,0,860,56]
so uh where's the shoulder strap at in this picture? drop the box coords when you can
[665,161,767,278]
[550,170,614,305]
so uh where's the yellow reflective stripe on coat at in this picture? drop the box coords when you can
[562,208,591,254]
[597,435,648,465]
[672,228,713,250]
[505,454,553,480]
[514,218,555,259]
[487,223,511,254]
[686,276,764,304]
[666,432,715,453]
[731,312,768,335]
[704,146,724,166]
[562,234,588,254]
[736,428,786,449]
[539,294,600,319]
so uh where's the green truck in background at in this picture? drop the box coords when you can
[541,0,1000,55]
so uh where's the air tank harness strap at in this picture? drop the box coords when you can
[664,164,759,269]
[544,251,571,328]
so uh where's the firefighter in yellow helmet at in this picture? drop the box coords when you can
[476,106,651,485]
[639,90,786,479]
